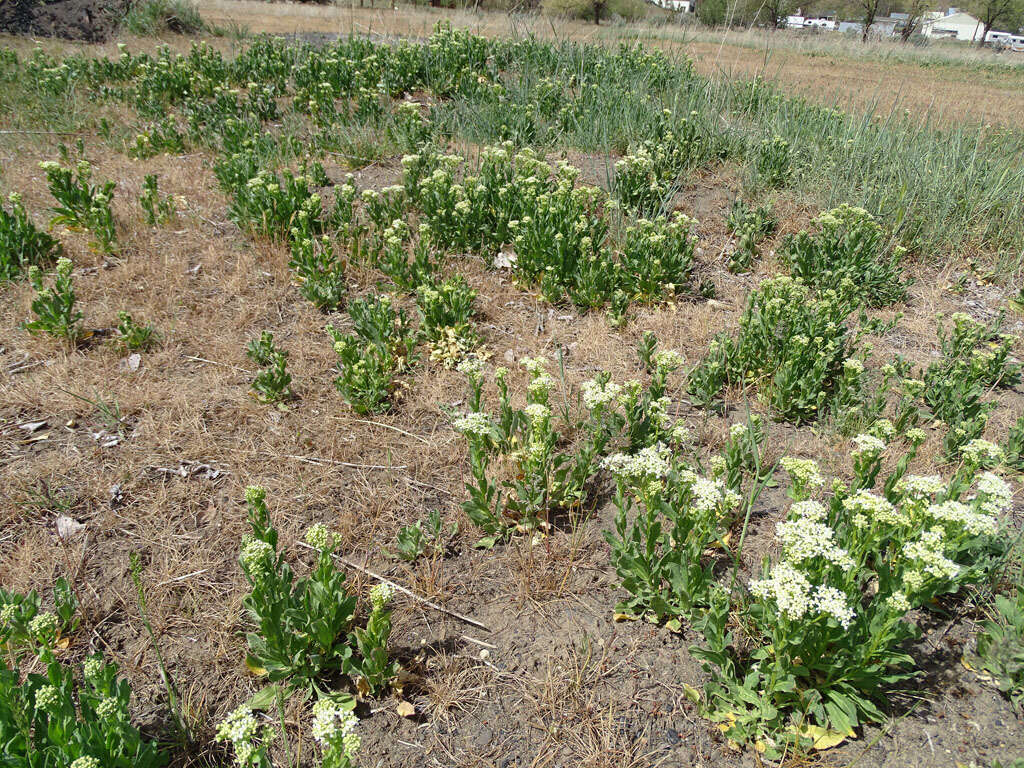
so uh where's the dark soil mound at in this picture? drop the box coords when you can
[0,0,132,42]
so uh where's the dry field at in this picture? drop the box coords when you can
[2,10,1024,768]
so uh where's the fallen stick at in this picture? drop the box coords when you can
[284,454,407,471]
[296,541,490,632]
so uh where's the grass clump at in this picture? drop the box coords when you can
[121,0,207,36]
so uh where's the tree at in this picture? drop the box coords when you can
[752,0,799,27]
[859,0,882,41]
[899,0,929,40]
[971,0,1024,45]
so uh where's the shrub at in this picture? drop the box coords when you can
[969,589,1024,711]
[754,136,792,189]
[116,311,159,351]
[140,175,176,227]
[606,450,740,626]
[782,206,908,308]
[687,276,860,423]
[415,275,480,368]
[0,584,165,768]
[121,0,207,36]
[725,199,775,274]
[239,487,398,694]
[288,235,347,312]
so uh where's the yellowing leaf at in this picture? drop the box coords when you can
[613,612,637,623]
[396,700,416,718]
[796,724,853,751]
[681,683,701,704]
[354,676,371,699]
[244,657,268,677]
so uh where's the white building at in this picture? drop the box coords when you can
[649,0,695,12]
[922,10,986,41]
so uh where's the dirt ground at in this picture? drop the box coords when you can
[0,0,132,41]
[1,23,1024,768]
[192,0,1024,129]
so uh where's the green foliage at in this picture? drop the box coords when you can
[121,0,207,36]
[453,356,620,548]
[1004,416,1024,471]
[920,312,1019,459]
[970,589,1024,711]
[754,136,792,189]
[0,584,165,768]
[23,258,83,341]
[239,487,398,695]
[116,311,159,351]
[128,118,187,159]
[327,296,417,414]
[39,160,117,253]
[140,175,176,227]
[393,510,455,562]
[687,276,860,423]
[606,450,740,625]
[0,193,61,282]
[782,206,908,307]
[416,275,480,368]
[246,332,293,404]
[288,235,347,312]
[695,438,1012,757]
[725,198,776,274]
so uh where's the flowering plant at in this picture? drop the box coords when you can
[0,192,61,282]
[39,159,117,253]
[0,585,164,768]
[23,258,82,342]
[239,487,397,695]
[694,438,1014,756]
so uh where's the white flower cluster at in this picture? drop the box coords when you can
[240,538,275,583]
[603,443,671,481]
[690,476,741,514]
[903,528,960,580]
[974,472,1013,516]
[775,518,854,571]
[311,698,360,758]
[216,706,267,767]
[779,457,823,489]
[885,590,911,613]
[70,758,101,768]
[843,490,907,527]
[750,563,855,628]
[28,611,58,640]
[652,349,685,373]
[456,356,486,382]
[523,403,550,424]
[580,378,622,411]
[896,474,945,498]
[452,411,492,437]
[34,684,59,712]
[789,500,827,520]
[962,439,1003,466]
[926,500,998,536]
[851,433,886,458]
[670,421,692,446]
[306,523,334,551]
[370,582,395,611]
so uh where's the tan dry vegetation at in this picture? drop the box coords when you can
[194,0,1024,128]
[2,26,1024,768]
